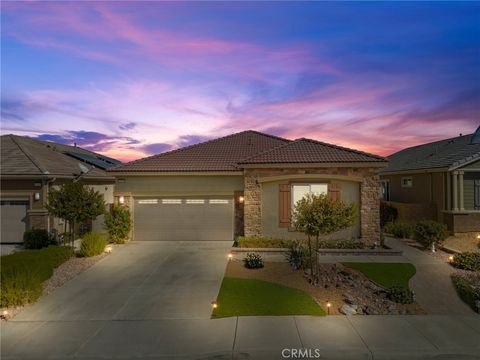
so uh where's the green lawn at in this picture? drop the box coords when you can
[342,262,416,288]
[212,277,325,318]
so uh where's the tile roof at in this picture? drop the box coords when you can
[109,130,290,172]
[0,135,118,178]
[110,130,386,173]
[238,138,386,164]
[380,132,480,173]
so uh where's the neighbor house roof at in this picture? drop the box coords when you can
[0,134,120,178]
[380,131,480,174]
[238,138,386,165]
[109,130,386,173]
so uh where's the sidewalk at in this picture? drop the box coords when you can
[2,315,479,359]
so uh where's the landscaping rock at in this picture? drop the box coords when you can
[340,304,357,315]
[343,293,356,305]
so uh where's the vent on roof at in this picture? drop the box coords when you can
[470,125,480,144]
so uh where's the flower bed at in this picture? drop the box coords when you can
[451,271,480,313]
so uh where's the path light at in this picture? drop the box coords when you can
[1,310,8,320]
[228,253,233,261]
[477,234,480,240]
[105,245,113,253]
[326,301,331,315]
[448,255,454,263]
[211,301,218,309]
[119,195,125,204]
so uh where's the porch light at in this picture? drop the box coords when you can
[34,192,41,201]
[238,196,244,203]
[105,245,113,253]
[211,301,218,309]
[119,195,125,204]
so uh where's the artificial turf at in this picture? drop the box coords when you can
[211,277,325,318]
[342,262,416,288]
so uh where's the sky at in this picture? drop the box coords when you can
[1,2,479,162]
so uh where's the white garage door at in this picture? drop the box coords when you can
[1,199,29,243]
[133,197,234,241]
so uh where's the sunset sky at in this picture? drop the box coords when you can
[2,2,479,162]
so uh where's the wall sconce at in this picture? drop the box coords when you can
[119,195,125,204]
[238,196,244,203]
[34,192,41,201]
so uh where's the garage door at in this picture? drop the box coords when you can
[1,199,29,243]
[133,196,234,241]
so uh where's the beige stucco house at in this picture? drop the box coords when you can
[379,127,480,233]
[109,131,387,243]
[0,135,119,243]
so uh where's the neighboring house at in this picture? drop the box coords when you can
[379,126,480,233]
[0,135,120,243]
[109,130,387,243]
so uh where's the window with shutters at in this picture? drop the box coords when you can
[291,183,328,211]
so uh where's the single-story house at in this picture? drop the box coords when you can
[109,130,387,243]
[379,126,480,233]
[0,134,120,243]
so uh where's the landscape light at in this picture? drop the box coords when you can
[477,234,480,240]
[228,253,233,261]
[326,301,331,315]
[211,301,218,309]
[2,310,8,316]
[105,245,113,253]
[448,255,454,262]
[119,196,125,204]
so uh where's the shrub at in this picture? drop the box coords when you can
[414,220,448,249]
[384,221,414,239]
[286,242,310,270]
[451,252,480,271]
[23,229,50,249]
[451,272,480,312]
[1,245,73,307]
[243,253,264,269]
[386,286,415,304]
[79,232,107,257]
[317,239,366,249]
[104,205,132,244]
[235,236,293,248]
[380,203,398,228]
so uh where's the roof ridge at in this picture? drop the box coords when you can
[237,138,301,164]
[389,133,474,157]
[109,130,289,171]
[299,137,386,160]
[9,135,48,174]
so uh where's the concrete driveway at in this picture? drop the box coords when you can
[13,241,232,321]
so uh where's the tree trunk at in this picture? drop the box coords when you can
[307,235,313,278]
[314,235,319,283]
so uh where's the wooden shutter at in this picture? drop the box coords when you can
[279,183,291,228]
[328,183,341,201]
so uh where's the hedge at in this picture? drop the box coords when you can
[451,272,480,312]
[1,245,73,307]
[79,232,107,257]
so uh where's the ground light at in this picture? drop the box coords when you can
[105,245,113,253]
[448,255,454,263]
[1,310,8,320]
[228,253,233,261]
[211,301,218,309]
[326,301,331,315]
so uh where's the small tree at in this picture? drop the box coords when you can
[47,181,105,244]
[104,204,131,243]
[292,193,357,283]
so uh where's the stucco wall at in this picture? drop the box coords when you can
[464,172,480,210]
[261,179,360,240]
[114,175,244,195]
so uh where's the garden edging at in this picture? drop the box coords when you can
[231,247,403,257]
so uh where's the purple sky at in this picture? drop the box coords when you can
[2,2,479,162]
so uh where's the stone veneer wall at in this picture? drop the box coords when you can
[244,167,381,244]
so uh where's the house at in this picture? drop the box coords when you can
[108,130,387,243]
[379,126,480,233]
[0,135,121,243]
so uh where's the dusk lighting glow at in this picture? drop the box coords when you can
[2,2,479,162]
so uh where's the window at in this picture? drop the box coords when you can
[162,199,182,204]
[186,199,205,204]
[401,177,413,188]
[138,199,158,204]
[474,180,480,210]
[380,180,390,200]
[291,183,328,209]
[209,199,229,204]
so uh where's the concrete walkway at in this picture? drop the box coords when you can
[2,315,479,359]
